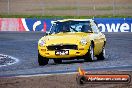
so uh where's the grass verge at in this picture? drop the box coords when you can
[0,15,132,18]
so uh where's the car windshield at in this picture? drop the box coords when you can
[50,21,93,34]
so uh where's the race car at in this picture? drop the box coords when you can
[38,19,106,66]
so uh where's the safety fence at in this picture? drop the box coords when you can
[0,0,132,16]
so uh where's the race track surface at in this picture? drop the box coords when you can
[0,32,132,77]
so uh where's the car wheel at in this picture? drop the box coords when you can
[84,44,94,62]
[96,46,105,60]
[38,52,49,66]
[53,59,62,64]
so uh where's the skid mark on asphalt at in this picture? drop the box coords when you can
[0,54,19,67]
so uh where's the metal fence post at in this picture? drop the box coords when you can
[42,1,45,16]
[93,0,96,18]
[76,0,79,16]
[7,0,10,15]
[113,0,115,16]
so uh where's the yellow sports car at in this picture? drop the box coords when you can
[38,19,106,65]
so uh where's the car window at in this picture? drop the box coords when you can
[50,21,94,34]
[91,22,99,33]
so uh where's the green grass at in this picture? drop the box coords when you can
[45,6,132,11]
[45,6,93,10]
[0,14,132,18]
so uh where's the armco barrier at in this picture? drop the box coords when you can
[0,18,132,32]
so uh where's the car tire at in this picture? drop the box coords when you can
[38,52,49,66]
[96,46,105,60]
[84,44,94,62]
[53,59,62,64]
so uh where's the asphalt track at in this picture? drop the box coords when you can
[0,32,132,77]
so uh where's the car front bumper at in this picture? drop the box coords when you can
[39,49,88,58]
[38,44,90,59]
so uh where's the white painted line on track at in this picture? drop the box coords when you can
[13,65,132,78]
[15,72,78,78]
[118,70,132,71]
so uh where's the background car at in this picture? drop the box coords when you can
[38,19,106,66]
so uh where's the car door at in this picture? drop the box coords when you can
[90,21,104,55]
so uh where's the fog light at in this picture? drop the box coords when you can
[76,52,80,54]
[41,49,46,52]
[45,53,49,55]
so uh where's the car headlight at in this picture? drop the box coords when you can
[80,38,87,45]
[38,40,46,46]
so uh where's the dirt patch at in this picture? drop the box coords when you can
[0,71,131,88]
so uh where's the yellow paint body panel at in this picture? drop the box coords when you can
[38,32,106,59]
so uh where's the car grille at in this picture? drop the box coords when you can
[47,44,78,50]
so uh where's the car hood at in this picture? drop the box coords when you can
[42,32,92,45]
